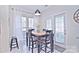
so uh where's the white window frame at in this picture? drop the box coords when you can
[28,17,34,29]
[46,18,52,30]
[21,16,27,31]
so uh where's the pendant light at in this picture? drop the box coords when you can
[35,9,41,15]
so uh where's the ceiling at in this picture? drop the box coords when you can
[13,5,51,13]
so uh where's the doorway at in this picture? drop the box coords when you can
[54,13,66,52]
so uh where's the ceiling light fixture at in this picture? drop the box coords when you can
[35,9,41,15]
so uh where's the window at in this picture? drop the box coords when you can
[28,18,34,29]
[21,17,27,31]
[46,19,52,30]
[54,14,65,44]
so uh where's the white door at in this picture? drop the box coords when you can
[54,14,65,44]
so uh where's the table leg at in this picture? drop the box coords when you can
[51,35,54,53]
[38,44,40,53]
[38,37,40,53]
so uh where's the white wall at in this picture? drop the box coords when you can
[0,6,10,52]
[42,5,79,52]
[0,5,34,52]
[0,9,1,51]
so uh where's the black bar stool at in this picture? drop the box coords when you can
[10,36,19,51]
[40,30,54,53]
[28,29,34,51]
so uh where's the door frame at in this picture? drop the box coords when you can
[54,12,66,48]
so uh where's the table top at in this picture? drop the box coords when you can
[32,32,46,36]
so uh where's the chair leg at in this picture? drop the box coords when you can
[45,37,47,53]
[16,38,19,49]
[10,39,13,51]
[45,43,47,53]
[40,44,42,51]
[32,39,34,53]
[10,43,12,51]
[26,37,28,46]
[50,38,54,53]
[26,32,28,46]
[29,38,30,51]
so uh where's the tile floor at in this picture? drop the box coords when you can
[10,40,60,53]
